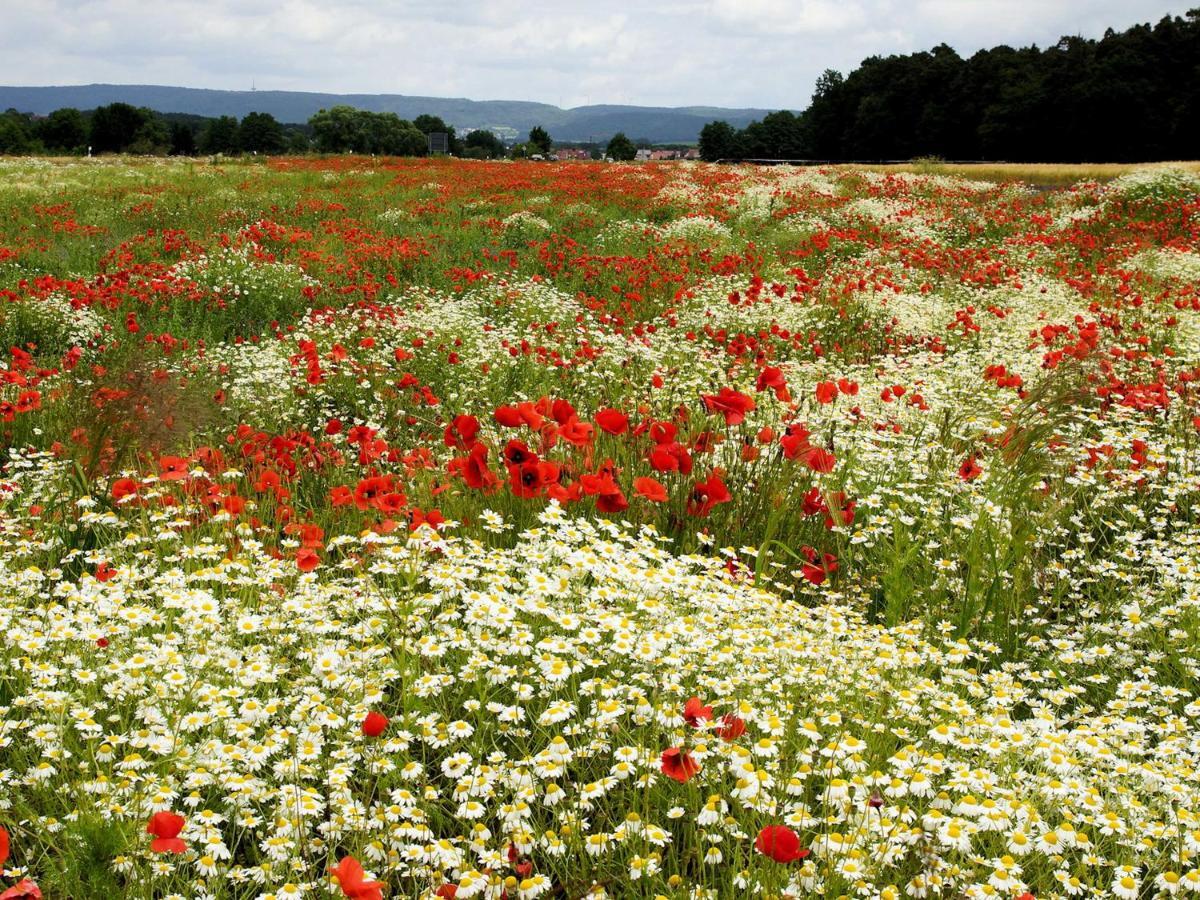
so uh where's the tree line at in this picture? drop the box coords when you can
[700,9,1200,162]
[0,101,658,163]
[0,103,311,156]
[0,103,527,159]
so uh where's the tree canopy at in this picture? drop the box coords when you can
[528,125,552,155]
[463,129,505,159]
[606,132,637,161]
[700,9,1200,162]
[239,112,285,154]
[309,106,427,156]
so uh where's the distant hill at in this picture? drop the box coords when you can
[0,84,775,143]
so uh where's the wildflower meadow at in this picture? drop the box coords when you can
[0,156,1198,900]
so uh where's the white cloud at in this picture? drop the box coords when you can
[0,0,1190,108]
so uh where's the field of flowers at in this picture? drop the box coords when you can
[0,156,1198,900]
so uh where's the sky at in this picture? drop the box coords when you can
[0,0,1193,109]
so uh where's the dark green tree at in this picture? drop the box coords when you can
[169,122,197,156]
[285,128,312,154]
[464,129,505,159]
[127,115,171,155]
[791,9,1200,162]
[528,125,552,155]
[310,106,362,153]
[309,107,426,155]
[37,108,87,153]
[90,103,149,153]
[698,120,737,161]
[413,114,462,154]
[239,112,285,154]
[0,110,36,154]
[606,132,637,161]
[199,116,240,154]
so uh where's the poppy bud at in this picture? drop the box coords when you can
[361,711,388,737]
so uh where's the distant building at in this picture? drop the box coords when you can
[553,147,590,160]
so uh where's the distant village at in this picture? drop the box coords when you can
[549,146,700,161]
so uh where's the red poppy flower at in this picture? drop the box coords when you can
[557,418,594,447]
[158,455,191,481]
[13,390,40,414]
[410,508,445,531]
[959,456,983,481]
[701,388,756,426]
[755,825,809,863]
[504,439,536,466]
[443,414,481,450]
[296,549,320,572]
[330,856,385,900]
[823,492,856,529]
[688,472,731,517]
[95,562,117,583]
[660,747,701,783]
[551,398,577,425]
[146,811,187,853]
[780,423,812,459]
[362,711,389,737]
[434,886,458,899]
[649,442,693,474]
[633,476,668,503]
[494,405,524,427]
[815,381,839,404]
[717,714,746,741]
[515,401,545,430]
[683,697,713,727]
[799,446,836,474]
[0,825,8,867]
[648,421,677,444]
[546,481,583,504]
[837,378,859,396]
[111,477,139,502]
[595,486,629,513]
[755,366,790,401]
[377,492,408,515]
[510,459,549,498]
[450,443,499,492]
[799,546,838,585]
[353,475,392,510]
[595,408,629,435]
[0,880,41,900]
[295,523,325,548]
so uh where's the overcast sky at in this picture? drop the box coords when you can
[1,0,1192,109]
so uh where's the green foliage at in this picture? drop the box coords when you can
[89,103,158,154]
[463,128,505,158]
[36,107,87,153]
[413,113,462,154]
[199,115,240,155]
[0,109,37,154]
[698,120,736,161]
[238,111,286,154]
[799,10,1200,161]
[310,105,427,155]
[606,131,637,161]
[169,121,197,156]
[126,115,170,155]
[528,125,552,155]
